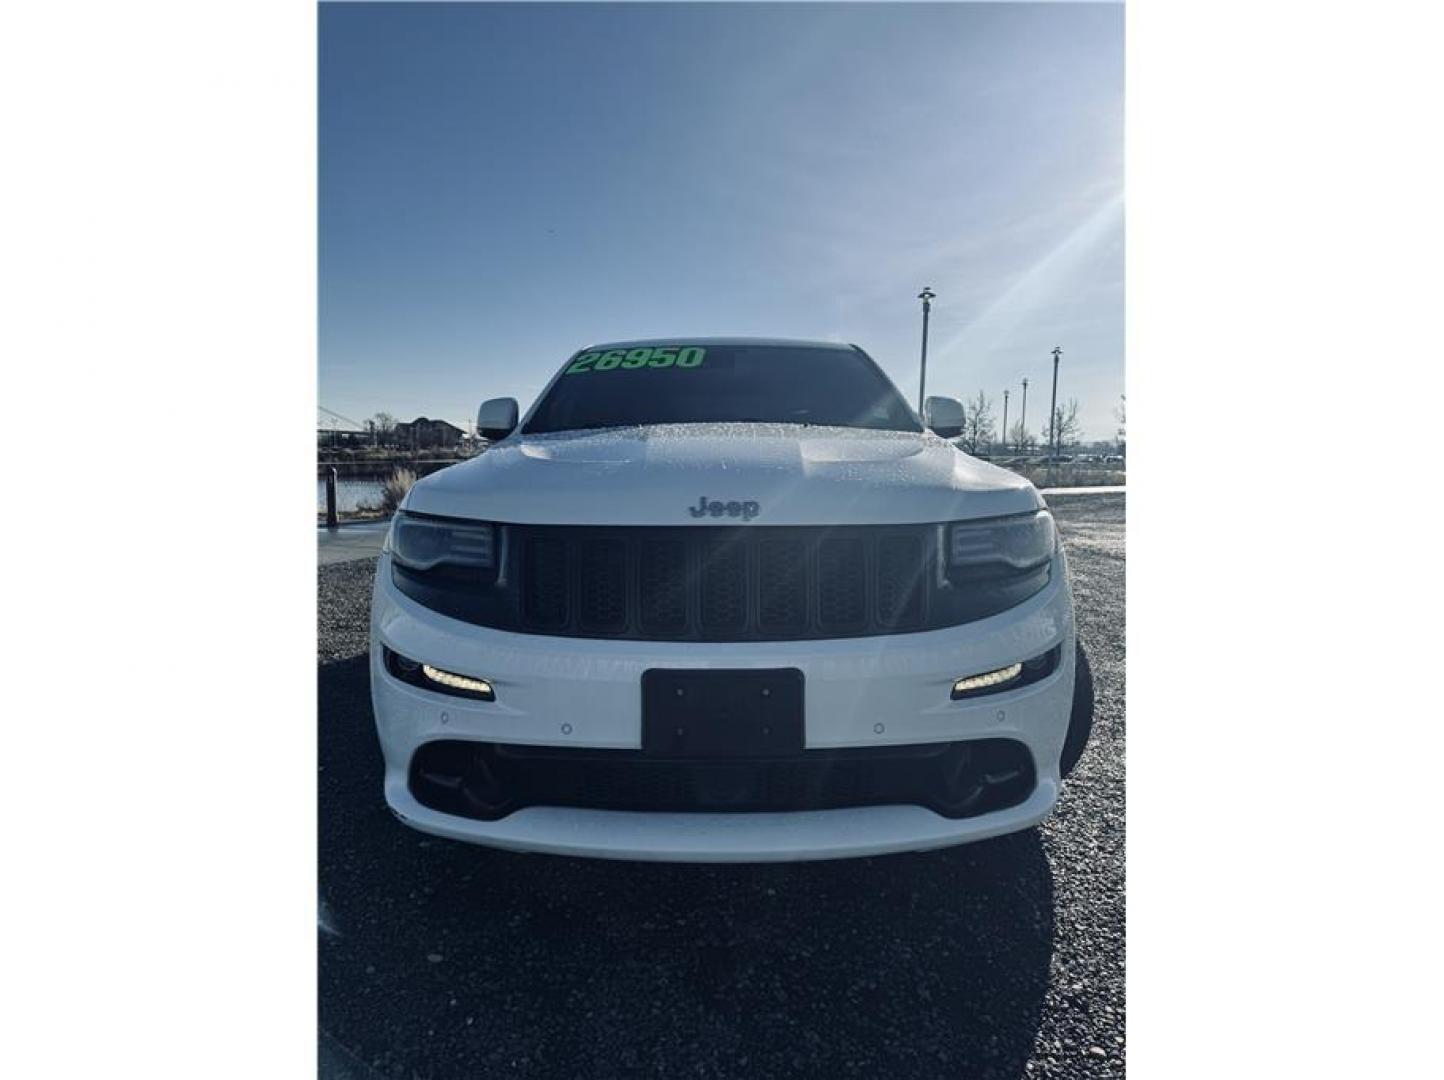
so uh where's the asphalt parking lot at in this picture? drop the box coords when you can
[318,491,1125,1079]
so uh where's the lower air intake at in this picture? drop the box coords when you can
[409,739,1035,822]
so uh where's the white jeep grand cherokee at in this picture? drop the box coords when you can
[370,338,1092,862]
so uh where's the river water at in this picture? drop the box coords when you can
[317,477,387,513]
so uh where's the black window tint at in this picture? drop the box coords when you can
[523,345,921,434]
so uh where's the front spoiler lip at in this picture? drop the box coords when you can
[382,776,1060,863]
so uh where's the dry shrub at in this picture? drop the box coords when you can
[380,468,418,514]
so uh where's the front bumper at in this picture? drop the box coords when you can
[369,549,1075,862]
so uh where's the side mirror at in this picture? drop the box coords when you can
[477,397,519,441]
[923,395,965,439]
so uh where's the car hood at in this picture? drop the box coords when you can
[403,423,1042,526]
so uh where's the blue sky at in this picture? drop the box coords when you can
[320,2,1123,440]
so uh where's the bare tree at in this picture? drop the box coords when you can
[1047,398,1082,452]
[1113,394,1126,453]
[1008,420,1036,453]
[960,390,996,453]
[368,412,397,447]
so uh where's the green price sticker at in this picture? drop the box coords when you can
[565,346,705,374]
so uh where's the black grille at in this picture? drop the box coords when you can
[514,525,935,641]
[392,521,1051,642]
[409,739,1036,821]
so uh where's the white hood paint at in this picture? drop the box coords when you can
[404,423,1042,526]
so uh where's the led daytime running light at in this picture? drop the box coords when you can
[421,665,494,697]
[952,663,1023,697]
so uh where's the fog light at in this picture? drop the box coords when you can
[951,663,1023,700]
[421,665,495,700]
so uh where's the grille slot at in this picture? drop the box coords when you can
[816,537,867,630]
[638,538,688,633]
[698,537,748,631]
[522,536,568,628]
[876,534,925,628]
[757,537,807,633]
[577,538,626,632]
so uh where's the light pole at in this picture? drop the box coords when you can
[1019,377,1029,453]
[1048,346,1062,460]
[916,286,935,415]
[1001,389,1010,455]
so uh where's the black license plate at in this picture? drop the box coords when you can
[642,668,804,758]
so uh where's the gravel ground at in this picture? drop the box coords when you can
[319,492,1125,1078]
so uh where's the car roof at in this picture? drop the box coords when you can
[578,336,858,352]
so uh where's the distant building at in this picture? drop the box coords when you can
[394,416,464,450]
[317,428,370,449]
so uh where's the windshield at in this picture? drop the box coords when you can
[523,343,922,435]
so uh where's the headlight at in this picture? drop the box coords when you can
[948,511,1056,575]
[390,512,497,573]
